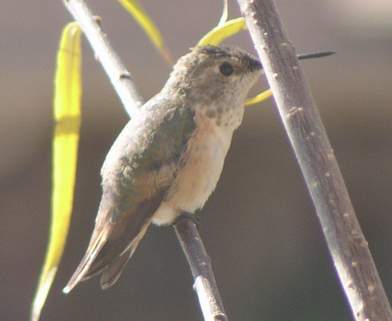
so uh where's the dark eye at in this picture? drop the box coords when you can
[219,62,234,76]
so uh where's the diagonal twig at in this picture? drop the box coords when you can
[64,0,143,118]
[63,1,227,320]
[236,0,392,320]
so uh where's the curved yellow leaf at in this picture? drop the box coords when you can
[198,17,246,46]
[245,89,273,106]
[31,22,82,321]
[118,0,172,63]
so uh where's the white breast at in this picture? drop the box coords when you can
[152,113,234,225]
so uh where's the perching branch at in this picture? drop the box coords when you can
[174,216,227,321]
[236,0,392,320]
[63,1,227,320]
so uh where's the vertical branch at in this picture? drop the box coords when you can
[236,0,392,320]
[63,1,227,320]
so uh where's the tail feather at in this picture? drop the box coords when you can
[99,250,132,290]
[63,230,108,294]
[100,220,151,289]
[64,191,163,292]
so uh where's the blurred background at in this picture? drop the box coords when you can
[1,1,392,320]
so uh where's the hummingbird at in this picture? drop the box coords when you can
[63,45,262,293]
[63,45,332,292]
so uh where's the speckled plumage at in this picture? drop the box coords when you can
[64,45,262,292]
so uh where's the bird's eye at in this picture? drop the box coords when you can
[219,62,234,76]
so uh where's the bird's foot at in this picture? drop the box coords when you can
[173,212,200,229]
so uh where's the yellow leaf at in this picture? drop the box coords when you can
[245,89,273,106]
[118,0,172,63]
[31,22,82,321]
[198,17,246,46]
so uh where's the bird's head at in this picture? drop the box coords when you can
[163,45,262,107]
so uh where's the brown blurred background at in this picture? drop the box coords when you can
[1,1,392,320]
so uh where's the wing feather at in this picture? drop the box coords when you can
[64,97,196,291]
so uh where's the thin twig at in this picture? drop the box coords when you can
[174,217,227,321]
[64,0,143,118]
[63,1,226,320]
[236,0,392,320]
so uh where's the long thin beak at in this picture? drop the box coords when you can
[249,50,334,72]
[297,51,335,61]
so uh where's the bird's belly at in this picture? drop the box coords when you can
[152,118,233,225]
